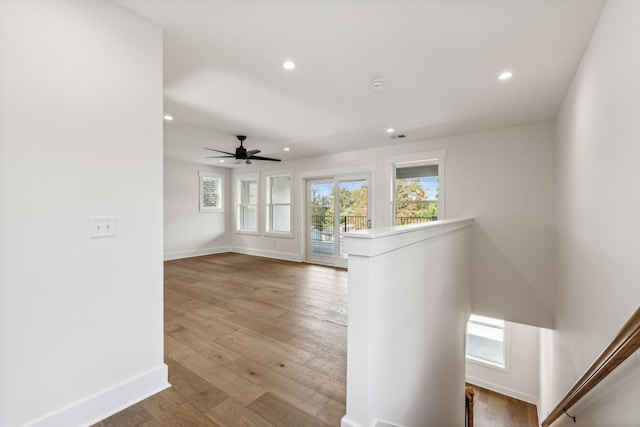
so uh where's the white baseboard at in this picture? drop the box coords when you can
[341,416,361,427]
[164,246,232,261]
[231,246,303,263]
[26,364,170,427]
[340,416,401,427]
[466,375,539,406]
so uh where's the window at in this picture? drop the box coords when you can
[393,162,440,226]
[266,174,292,235]
[466,314,509,371]
[236,174,259,233]
[199,171,223,212]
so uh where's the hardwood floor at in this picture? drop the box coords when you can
[469,384,539,427]
[95,253,539,427]
[95,253,347,427]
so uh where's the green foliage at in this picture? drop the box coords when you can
[395,178,438,223]
[310,183,368,230]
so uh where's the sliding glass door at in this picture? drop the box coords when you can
[306,175,370,268]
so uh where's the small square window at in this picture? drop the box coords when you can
[199,172,223,212]
[466,314,508,370]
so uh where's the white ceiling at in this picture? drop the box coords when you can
[115,0,605,167]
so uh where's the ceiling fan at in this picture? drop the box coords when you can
[204,135,281,164]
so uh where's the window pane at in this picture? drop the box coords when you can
[395,202,438,225]
[242,180,258,204]
[395,177,438,202]
[271,205,290,232]
[271,176,290,204]
[467,315,505,367]
[202,177,219,208]
[241,205,257,230]
[395,164,439,180]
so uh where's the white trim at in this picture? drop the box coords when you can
[341,416,362,427]
[231,246,303,263]
[385,149,446,224]
[372,421,402,427]
[343,218,473,257]
[235,172,260,234]
[300,167,376,266]
[164,246,232,261]
[264,171,293,237]
[466,317,511,373]
[298,164,376,180]
[24,364,169,427]
[263,231,294,239]
[262,168,294,178]
[466,376,539,406]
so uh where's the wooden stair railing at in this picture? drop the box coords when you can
[465,385,475,427]
[541,306,640,426]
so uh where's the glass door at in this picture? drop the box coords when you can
[306,175,370,267]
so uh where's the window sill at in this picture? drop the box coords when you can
[235,230,260,236]
[264,231,293,239]
[466,356,509,373]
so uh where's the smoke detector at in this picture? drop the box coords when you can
[370,79,385,90]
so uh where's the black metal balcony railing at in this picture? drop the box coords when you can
[395,215,437,226]
[310,215,437,241]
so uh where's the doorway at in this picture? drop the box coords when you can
[305,175,370,267]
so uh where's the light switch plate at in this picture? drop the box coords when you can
[90,216,116,238]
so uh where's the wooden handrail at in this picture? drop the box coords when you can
[465,385,475,427]
[541,306,640,426]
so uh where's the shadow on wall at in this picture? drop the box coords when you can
[471,224,554,329]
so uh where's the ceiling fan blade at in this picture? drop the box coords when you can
[203,147,235,156]
[249,155,281,162]
[205,155,235,158]
[246,149,261,157]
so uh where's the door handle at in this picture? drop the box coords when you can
[367,219,372,229]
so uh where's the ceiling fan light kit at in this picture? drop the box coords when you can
[204,135,282,165]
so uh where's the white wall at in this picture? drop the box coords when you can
[466,322,540,405]
[342,220,472,427]
[540,1,640,425]
[219,122,556,328]
[0,1,168,426]
[164,158,231,259]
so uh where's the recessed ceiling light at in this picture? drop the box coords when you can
[386,128,395,133]
[283,61,295,70]
[163,114,174,121]
[283,147,290,151]
[219,159,225,163]
[498,71,513,80]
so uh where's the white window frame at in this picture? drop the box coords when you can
[264,169,293,238]
[198,171,223,212]
[235,172,260,235]
[466,314,510,373]
[386,150,445,226]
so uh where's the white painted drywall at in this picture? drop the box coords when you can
[220,122,556,328]
[0,1,167,426]
[342,220,472,427]
[163,158,231,259]
[539,1,640,425]
[466,322,540,405]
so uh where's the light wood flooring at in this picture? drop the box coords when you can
[470,384,539,427]
[95,253,539,427]
[95,253,348,427]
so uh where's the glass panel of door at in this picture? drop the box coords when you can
[307,176,369,267]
